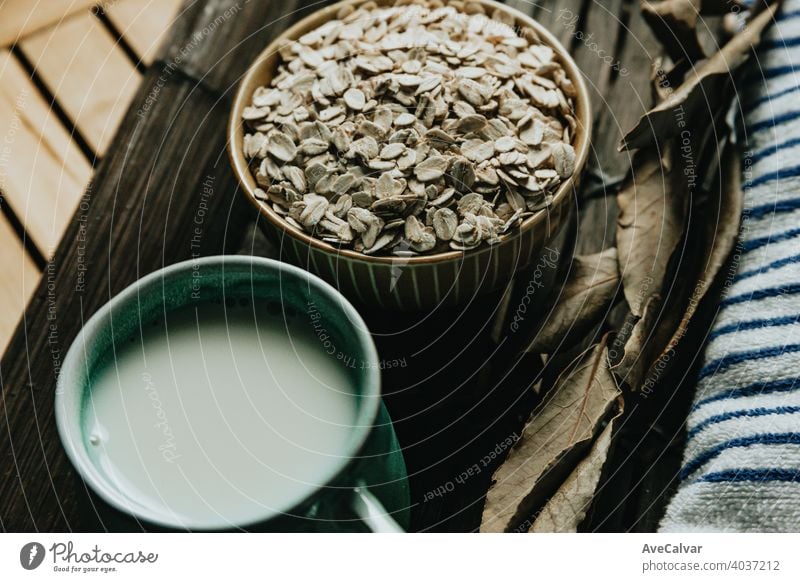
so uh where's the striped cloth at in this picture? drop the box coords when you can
[660,1,800,532]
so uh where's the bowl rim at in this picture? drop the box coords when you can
[228,0,592,266]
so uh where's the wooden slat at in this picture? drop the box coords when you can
[0,0,95,47]
[0,214,37,355]
[20,11,142,156]
[572,0,625,121]
[532,0,585,46]
[591,2,665,177]
[0,49,93,256]
[106,0,184,65]
[504,0,542,15]
[560,0,626,256]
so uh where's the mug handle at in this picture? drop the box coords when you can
[351,483,405,533]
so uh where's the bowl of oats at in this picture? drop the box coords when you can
[229,0,590,310]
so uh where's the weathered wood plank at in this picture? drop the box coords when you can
[105,0,184,65]
[0,0,338,533]
[0,49,93,256]
[0,214,37,355]
[572,0,664,257]
[504,0,543,16]
[572,0,625,122]
[508,1,627,258]
[156,0,320,96]
[20,11,142,156]
[532,0,585,46]
[590,2,665,177]
[0,0,96,47]
[0,0,706,533]
[0,79,250,534]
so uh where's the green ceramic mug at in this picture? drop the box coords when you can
[55,256,410,532]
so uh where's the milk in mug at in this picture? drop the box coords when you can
[84,299,358,528]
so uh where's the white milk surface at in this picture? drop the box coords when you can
[85,300,358,528]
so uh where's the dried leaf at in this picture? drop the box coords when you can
[616,145,686,318]
[641,0,705,65]
[641,139,743,385]
[621,2,780,151]
[480,340,621,533]
[528,401,623,533]
[527,248,620,354]
[610,294,666,388]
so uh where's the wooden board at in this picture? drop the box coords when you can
[106,0,185,65]
[571,0,625,122]
[20,11,142,156]
[0,0,715,533]
[590,2,666,177]
[532,0,585,45]
[0,49,93,256]
[0,214,38,355]
[0,0,341,533]
[0,0,96,47]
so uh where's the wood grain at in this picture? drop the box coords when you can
[590,2,665,177]
[0,0,340,533]
[0,0,710,533]
[20,10,142,156]
[572,0,625,122]
[106,0,184,65]
[532,0,584,45]
[0,0,96,47]
[0,49,93,256]
[0,213,37,355]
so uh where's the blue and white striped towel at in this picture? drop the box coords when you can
[660,1,800,532]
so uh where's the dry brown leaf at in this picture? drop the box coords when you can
[611,132,741,392]
[651,57,694,105]
[621,2,780,151]
[640,140,743,384]
[616,145,686,318]
[526,248,620,354]
[480,340,621,533]
[610,294,666,388]
[641,0,705,65]
[651,59,673,104]
[528,400,623,533]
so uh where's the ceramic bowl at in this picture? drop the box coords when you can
[228,0,591,310]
